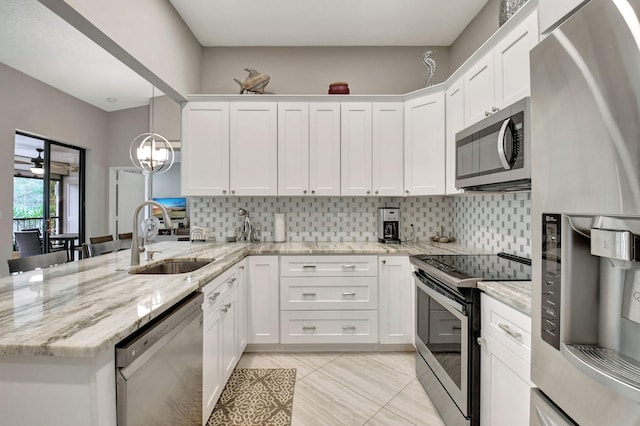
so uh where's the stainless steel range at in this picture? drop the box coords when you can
[411,253,531,426]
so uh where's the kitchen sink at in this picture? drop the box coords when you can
[129,258,214,275]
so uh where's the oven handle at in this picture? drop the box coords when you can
[415,276,466,316]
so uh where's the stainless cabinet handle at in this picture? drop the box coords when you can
[374,190,379,194]
[477,337,486,346]
[342,325,357,331]
[492,106,500,112]
[231,190,236,194]
[498,323,521,338]
[225,303,232,309]
[366,190,371,194]
[342,264,356,269]
[302,265,317,270]
[222,189,227,194]
[302,326,316,330]
[485,111,492,117]
[452,325,462,331]
[342,292,356,296]
[302,292,317,297]
[303,190,307,194]
[311,190,316,194]
[208,292,221,303]
[405,190,409,194]
[228,277,237,285]
[238,266,245,270]
[221,307,228,313]
[381,259,386,264]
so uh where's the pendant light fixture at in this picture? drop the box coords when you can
[129,86,174,174]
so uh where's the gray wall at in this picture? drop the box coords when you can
[449,0,500,72]
[202,46,450,95]
[0,62,109,276]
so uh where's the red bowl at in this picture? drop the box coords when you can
[328,82,349,95]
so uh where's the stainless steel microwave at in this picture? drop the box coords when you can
[455,97,531,191]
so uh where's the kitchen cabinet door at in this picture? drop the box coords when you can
[341,103,373,196]
[372,102,404,196]
[464,51,496,126]
[229,102,278,195]
[309,103,341,196]
[278,103,310,196]
[203,305,222,424]
[494,10,539,108]
[445,79,464,195]
[404,91,446,196]
[236,260,247,353]
[221,285,239,382]
[181,102,229,196]
[247,256,280,344]
[378,256,412,344]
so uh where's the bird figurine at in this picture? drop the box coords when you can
[423,50,437,87]
[234,68,271,94]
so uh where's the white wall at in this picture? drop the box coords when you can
[0,63,109,276]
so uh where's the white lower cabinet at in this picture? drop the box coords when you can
[202,266,242,424]
[480,293,534,426]
[247,256,280,344]
[279,255,379,344]
[378,256,413,344]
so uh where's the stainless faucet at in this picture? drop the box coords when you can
[131,200,173,266]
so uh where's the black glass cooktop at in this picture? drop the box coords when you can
[412,253,532,282]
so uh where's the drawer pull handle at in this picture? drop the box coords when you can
[342,292,356,296]
[302,265,317,270]
[342,264,357,269]
[302,292,317,297]
[221,307,228,313]
[302,326,316,330]
[342,325,357,331]
[452,325,462,331]
[498,323,522,338]
[228,277,237,285]
[477,337,486,346]
[208,292,221,303]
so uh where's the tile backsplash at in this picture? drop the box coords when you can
[190,191,531,257]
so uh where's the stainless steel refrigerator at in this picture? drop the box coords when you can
[531,0,640,424]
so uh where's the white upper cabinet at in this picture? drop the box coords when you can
[464,8,539,127]
[309,103,341,196]
[404,90,446,196]
[341,103,373,196]
[494,10,539,107]
[445,79,465,195]
[181,102,230,196]
[372,102,404,196]
[229,102,278,196]
[278,103,310,196]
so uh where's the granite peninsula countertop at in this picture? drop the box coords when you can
[477,281,532,316]
[0,240,492,358]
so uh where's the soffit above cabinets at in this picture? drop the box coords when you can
[168,0,489,47]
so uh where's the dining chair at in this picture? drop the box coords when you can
[7,250,68,274]
[14,231,43,257]
[90,235,114,244]
[82,240,128,258]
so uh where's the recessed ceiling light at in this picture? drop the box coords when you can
[106,97,118,103]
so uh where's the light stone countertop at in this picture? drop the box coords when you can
[477,281,532,316]
[0,240,491,358]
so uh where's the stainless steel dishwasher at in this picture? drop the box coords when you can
[116,292,203,426]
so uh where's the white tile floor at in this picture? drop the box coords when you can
[237,351,446,426]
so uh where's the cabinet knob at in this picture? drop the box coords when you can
[485,111,492,117]
[222,189,227,194]
[382,259,386,264]
[303,190,307,194]
[477,337,486,346]
[405,190,410,194]
[366,190,371,195]
[492,106,500,113]
[375,190,379,195]
[231,190,236,194]
[208,291,221,303]
[311,190,316,194]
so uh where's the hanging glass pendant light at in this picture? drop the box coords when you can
[129,86,174,174]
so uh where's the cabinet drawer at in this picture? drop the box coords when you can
[481,293,531,363]
[202,268,237,313]
[280,310,378,343]
[280,277,377,310]
[280,255,377,277]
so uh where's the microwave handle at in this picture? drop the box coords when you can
[497,118,512,170]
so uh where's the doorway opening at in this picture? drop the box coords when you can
[13,132,85,260]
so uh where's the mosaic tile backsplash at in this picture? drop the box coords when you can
[190,191,531,257]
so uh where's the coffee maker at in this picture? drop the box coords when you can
[377,207,400,244]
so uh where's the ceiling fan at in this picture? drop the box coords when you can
[13,148,77,176]
[30,148,45,175]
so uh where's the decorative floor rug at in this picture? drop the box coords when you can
[207,368,297,426]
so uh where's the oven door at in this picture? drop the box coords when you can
[415,272,469,416]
